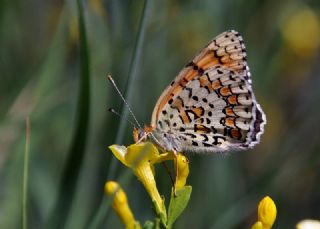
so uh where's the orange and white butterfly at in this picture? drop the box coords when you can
[133,30,266,154]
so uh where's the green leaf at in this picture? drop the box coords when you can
[142,218,161,229]
[142,220,154,229]
[167,186,192,229]
[48,0,91,228]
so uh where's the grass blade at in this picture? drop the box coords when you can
[48,0,91,227]
[107,0,153,180]
[87,0,153,226]
[22,117,31,229]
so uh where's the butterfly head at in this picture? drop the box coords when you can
[133,125,154,143]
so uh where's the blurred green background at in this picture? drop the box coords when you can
[1,0,320,228]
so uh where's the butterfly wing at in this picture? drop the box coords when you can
[150,30,266,153]
[151,30,250,126]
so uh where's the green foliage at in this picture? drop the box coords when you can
[167,186,192,229]
[152,198,167,227]
[48,0,91,228]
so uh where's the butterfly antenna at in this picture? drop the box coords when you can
[108,108,137,128]
[107,75,142,130]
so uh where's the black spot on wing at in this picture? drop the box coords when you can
[178,115,184,124]
[203,142,213,147]
[185,87,193,98]
[185,133,197,139]
[213,136,226,145]
[192,141,198,146]
[201,134,209,142]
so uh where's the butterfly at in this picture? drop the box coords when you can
[133,30,266,154]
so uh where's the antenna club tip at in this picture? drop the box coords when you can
[108,108,116,113]
[107,74,113,81]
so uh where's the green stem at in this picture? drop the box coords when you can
[22,117,31,229]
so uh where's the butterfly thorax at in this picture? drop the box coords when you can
[151,127,181,152]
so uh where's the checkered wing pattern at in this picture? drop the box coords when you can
[150,30,266,153]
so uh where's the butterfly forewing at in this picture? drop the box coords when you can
[150,30,266,153]
[151,30,249,126]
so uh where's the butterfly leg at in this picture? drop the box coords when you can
[161,161,175,188]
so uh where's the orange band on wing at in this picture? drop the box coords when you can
[194,124,211,133]
[155,68,198,121]
[225,117,235,127]
[199,75,214,92]
[172,96,191,124]
[225,107,236,116]
[230,128,242,139]
[212,80,222,90]
[180,112,190,124]
[220,86,232,96]
[228,95,238,105]
[192,107,204,118]
[196,53,220,69]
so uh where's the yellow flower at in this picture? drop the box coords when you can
[296,219,320,229]
[109,142,174,222]
[251,196,277,229]
[251,221,264,229]
[105,181,140,229]
[175,154,189,189]
[281,7,320,58]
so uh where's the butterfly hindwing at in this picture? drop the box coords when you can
[155,66,263,153]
